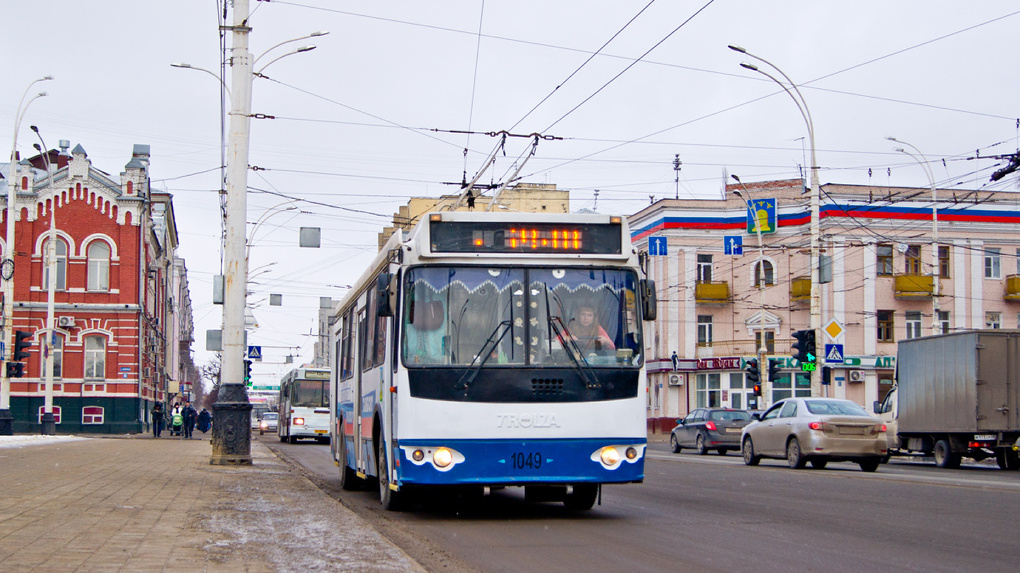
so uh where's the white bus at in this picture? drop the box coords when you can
[278,367,331,444]
[330,212,656,510]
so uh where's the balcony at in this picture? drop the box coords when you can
[695,281,730,304]
[894,273,935,299]
[790,276,811,302]
[1005,275,1020,301]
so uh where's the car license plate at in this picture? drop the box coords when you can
[839,426,866,435]
[725,428,740,434]
[974,434,996,441]
[315,429,327,434]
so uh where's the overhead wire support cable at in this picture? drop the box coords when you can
[543,0,716,132]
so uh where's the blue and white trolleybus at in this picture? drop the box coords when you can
[330,212,657,510]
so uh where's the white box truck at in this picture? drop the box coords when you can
[875,330,1020,470]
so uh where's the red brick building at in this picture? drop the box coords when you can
[1,142,194,433]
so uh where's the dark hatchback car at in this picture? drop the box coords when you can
[670,408,753,455]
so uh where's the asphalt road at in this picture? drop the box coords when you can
[260,434,1020,573]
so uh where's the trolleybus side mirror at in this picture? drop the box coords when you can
[639,279,657,321]
[377,273,395,317]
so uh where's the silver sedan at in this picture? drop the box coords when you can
[741,397,888,471]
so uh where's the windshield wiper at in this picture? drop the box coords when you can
[455,320,512,391]
[547,316,601,390]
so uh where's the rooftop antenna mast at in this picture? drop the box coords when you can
[673,154,682,199]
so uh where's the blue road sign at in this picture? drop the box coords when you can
[648,236,667,256]
[247,345,263,361]
[724,235,743,255]
[825,344,844,364]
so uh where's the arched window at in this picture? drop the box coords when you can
[753,260,775,287]
[87,241,110,291]
[43,239,68,291]
[84,335,106,379]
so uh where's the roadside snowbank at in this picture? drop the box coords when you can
[0,435,89,448]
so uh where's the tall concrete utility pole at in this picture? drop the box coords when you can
[211,0,254,465]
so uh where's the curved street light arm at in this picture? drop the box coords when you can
[254,45,316,76]
[170,63,231,98]
[253,31,328,65]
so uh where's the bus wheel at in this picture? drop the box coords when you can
[378,446,403,510]
[563,484,598,511]
[338,434,363,491]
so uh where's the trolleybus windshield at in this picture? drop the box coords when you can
[402,266,642,368]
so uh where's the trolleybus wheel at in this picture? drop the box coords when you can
[378,445,403,510]
[563,484,598,511]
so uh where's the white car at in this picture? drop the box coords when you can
[741,397,888,472]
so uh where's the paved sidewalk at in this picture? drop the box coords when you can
[0,435,424,572]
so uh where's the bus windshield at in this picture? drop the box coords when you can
[293,380,328,407]
[402,266,642,368]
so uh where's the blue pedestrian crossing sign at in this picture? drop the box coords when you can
[724,235,743,255]
[825,344,844,364]
[648,236,668,256]
[247,345,262,361]
[746,198,777,235]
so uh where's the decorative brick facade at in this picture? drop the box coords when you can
[1,143,194,433]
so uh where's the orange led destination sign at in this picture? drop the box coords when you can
[431,221,622,254]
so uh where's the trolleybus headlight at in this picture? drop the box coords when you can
[626,447,638,460]
[412,449,425,462]
[293,417,305,426]
[433,447,454,468]
[600,446,621,467]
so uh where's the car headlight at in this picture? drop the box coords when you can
[601,446,621,466]
[433,447,454,468]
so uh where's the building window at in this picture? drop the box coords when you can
[939,311,950,334]
[904,245,921,275]
[754,331,775,354]
[905,311,922,339]
[753,260,775,286]
[697,315,713,346]
[84,335,106,379]
[37,405,61,424]
[42,239,68,291]
[695,373,721,408]
[877,310,894,342]
[82,406,104,425]
[87,241,110,291]
[40,334,62,379]
[985,248,1001,279]
[939,246,951,278]
[696,254,713,282]
[986,312,1001,329]
[729,372,745,409]
[876,244,893,276]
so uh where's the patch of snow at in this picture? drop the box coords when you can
[0,435,89,448]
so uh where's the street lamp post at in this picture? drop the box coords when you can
[888,137,940,335]
[1,75,53,435]
[173,0,323,464]
[732,175,768,408]
[730,45,822,396]
[31,127,57,435]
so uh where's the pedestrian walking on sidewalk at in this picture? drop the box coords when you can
[170,405,184,437]
[152,401,165,438]
[183,402,197,439]
[197,408,211,434]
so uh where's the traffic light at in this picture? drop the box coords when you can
[13,330,32,361]
[791,329,816,371]
[5,362,24,378]
[745,358,760,386]
[243,359,252,385]
[768,358,781,382]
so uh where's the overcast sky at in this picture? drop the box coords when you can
[4,1,1018,385]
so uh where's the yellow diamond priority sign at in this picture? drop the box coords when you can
[824,318,844,341]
